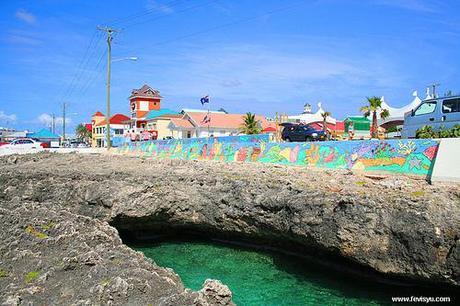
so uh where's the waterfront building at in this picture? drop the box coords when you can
[377,91,423,131]
[344,116,371,139]
[287,102,337,126]
[92,113,130,147]
[167,110,273,139]
[144,108,180,140]
[26,129,60,147]
[127,84,163,133]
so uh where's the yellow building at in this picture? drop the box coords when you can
[144,109,180,140]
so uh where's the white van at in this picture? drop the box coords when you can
[401,95,460,138]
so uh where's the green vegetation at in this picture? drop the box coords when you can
[0,268,8,278]
[40,221,56,231]
[321,111,331,138]
[411,191,425,197]
[240,112,262,135]
[25,271,40,283]
[75,123,92,143]
[25,225,48,239]
[360,96,390,138]
[416,124,460,139]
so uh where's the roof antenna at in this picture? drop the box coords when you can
[427,83,440,98]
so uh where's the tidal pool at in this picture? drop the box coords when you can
[133,240,441,305]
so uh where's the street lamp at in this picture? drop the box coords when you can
[105,54,138,149]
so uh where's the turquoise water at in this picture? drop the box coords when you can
[135,240,429,305]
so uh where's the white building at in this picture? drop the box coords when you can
[287,102,337,125]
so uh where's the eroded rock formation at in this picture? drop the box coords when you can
[0,152,459,304]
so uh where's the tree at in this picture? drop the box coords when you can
[239,112,262,135]
[320,111,331,139]
[360,96,390,138]
[75,124,91,143]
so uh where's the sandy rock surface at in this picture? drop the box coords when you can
[0,152,459,304]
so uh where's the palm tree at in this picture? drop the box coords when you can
[321,111,331,139]
[75,124,91,142]
[240,112,262,135]
[360,96,390,138]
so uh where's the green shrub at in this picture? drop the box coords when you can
[415,124,460,139]
[450,124,460,137]
[416,126,438,139]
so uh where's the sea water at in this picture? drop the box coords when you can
[133,240,445,306]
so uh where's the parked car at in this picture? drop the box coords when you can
[2,138,44,149]
[77,143,89,148]
[281,124,326,142]
[401,95,460,138]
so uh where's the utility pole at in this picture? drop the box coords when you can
[52,113,55,134]
[98,26,119,149]
[62,102,66,142]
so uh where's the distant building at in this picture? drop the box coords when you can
[128,84,163,133]
[378,91,423,132]
[27,129,60,147]
[144,108,180,140]
[92,113,130,147]
[287,102,337,125]
[344,116,371,139]
[167,110,273,139]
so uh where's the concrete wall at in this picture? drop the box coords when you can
[430,138,460,182]
[117,135,440,177]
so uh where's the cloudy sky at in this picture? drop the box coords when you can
[1,0,459,133]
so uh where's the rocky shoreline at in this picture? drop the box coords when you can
[0,152,459,304]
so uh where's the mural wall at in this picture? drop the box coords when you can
[117,135,439,176]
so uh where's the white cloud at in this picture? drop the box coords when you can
[0,111,17,122]
[15,9,37,24]
[145,0,174,13]
[37,113,71,126]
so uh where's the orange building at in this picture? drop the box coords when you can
[128,84,162,132]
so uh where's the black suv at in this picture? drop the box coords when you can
[281,124,326,142]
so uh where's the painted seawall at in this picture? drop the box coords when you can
[116,135,439,177]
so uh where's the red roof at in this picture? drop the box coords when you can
[92,111,104,117]
[96,114,130,126]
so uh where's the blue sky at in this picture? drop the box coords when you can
[1,0,459,133]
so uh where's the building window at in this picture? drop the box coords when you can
[140,101,149,111]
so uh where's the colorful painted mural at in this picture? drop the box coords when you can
[116,135,439,176]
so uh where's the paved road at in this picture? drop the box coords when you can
[0,147,106,156]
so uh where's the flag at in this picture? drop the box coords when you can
[201,113,211,124]
[200,95,210,105]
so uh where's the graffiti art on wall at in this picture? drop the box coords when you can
[117,135,439,176]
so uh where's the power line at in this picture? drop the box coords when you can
[58,30,101,102]
[107,0,184,26]
[63,32,105,101]
[134,0,305,48]
[120,0,218,29]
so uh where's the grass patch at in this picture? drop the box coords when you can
[411,191,425,197]
[40,221,56,231]
[24,271,40,283]
[355,181,367,186]
[25,225,48,239]
[0,268,8,277]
